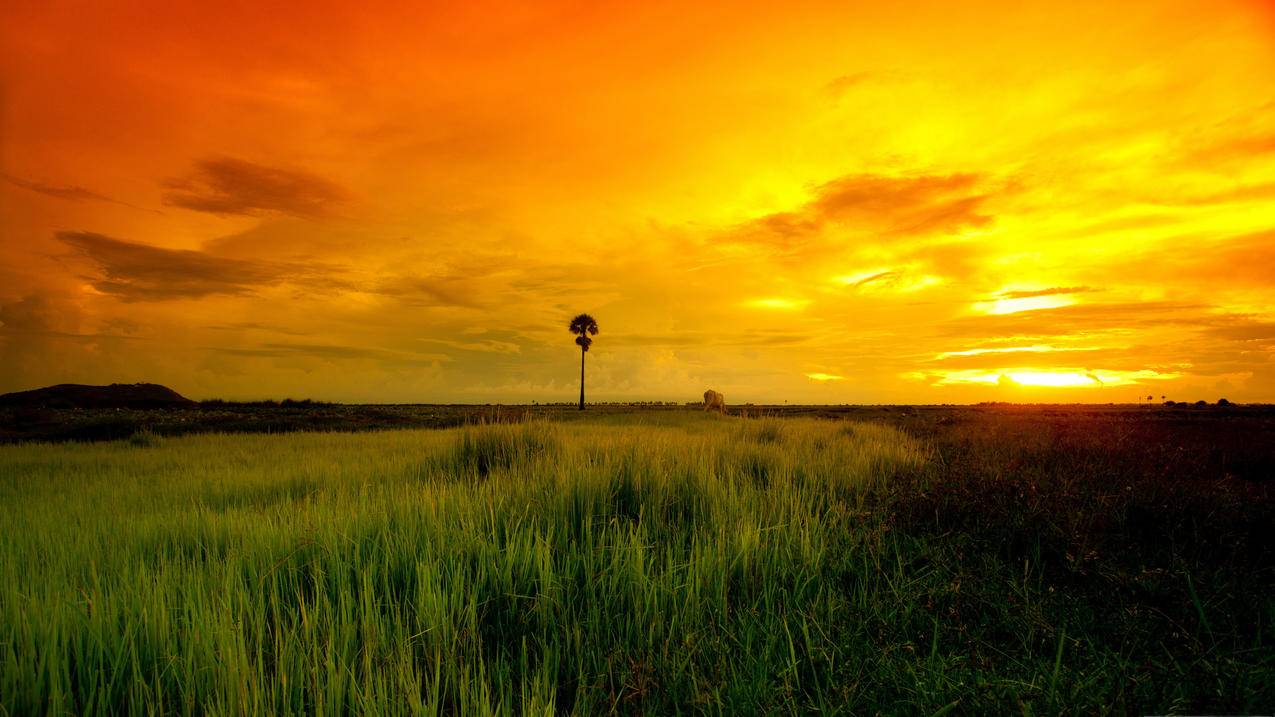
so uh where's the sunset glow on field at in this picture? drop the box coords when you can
[2,0,1273,403]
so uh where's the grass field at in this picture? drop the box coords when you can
[1,411,1272,714]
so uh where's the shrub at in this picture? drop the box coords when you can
[127,428,161,448]
[450,421,558,477]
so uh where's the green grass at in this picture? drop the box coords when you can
[0,412,1270,714]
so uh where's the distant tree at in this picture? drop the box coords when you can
[569,313,599,411]
[1218,398,1231,406]
[1147,395,1154,404]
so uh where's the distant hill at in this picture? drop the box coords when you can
[0,383,195,409]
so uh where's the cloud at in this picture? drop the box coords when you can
[206,322,311,336]
[3,174,111,202]
[1204,321,1275,343]
[374,274,490,308]
[417,337,522,354]
[814,173,993,235]
[55,231,324,301]
[929,346,1122,370]
[726,172,995,251]
[214,342,449,366]
[891,239,991,282]
[2,173,154,211]
[370,254,580,311]
[997,286,1095,299]
[846,270,899,288]
[1178,123,1275,168]
[1170,181,1275,207]
[1111,227,1275,287]
[162,157,349,218]
[938,301,1210,339]
[0,292,142,341]
[0,294,62,333]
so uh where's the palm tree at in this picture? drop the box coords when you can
[569,313,599,410]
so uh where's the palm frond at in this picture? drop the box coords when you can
[569,313,599,336]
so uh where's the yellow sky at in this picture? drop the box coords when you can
[2,0,1274,403]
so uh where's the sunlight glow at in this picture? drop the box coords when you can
[806,373,844,381]
[973,295,1077,315]
[935,345,1097,359]
[745,298,810,310]
[921,368,1184,387]
[834,269,894,286]
[1005,371,1102,387]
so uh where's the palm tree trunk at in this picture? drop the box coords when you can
[578,347,586,410]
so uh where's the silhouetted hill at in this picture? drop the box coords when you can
[0,383,195,409]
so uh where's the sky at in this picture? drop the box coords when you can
[2,0,1274,404]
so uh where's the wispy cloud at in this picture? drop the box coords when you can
[726,172,996,250]
[162,157,349,218]
[213,342,450,365]
[3,174,156,212]
[996,286,1094,299]
[55,231,340,301]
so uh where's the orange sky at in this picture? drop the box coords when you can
[2,0,1274,403]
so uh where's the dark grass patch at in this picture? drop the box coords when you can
[449,422,559,478]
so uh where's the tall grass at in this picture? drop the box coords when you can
[0,415,927,714]
[0,412,1270,714]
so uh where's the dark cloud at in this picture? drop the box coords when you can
[2,173,154,211]
[3,174,110,202]
[162,157,349,218]
[0,294,61,333]
[55,231,329,301]
[998,286,1095,299]
[53,227,516,313]
[0,293,141,342]
[727,172,995,250]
